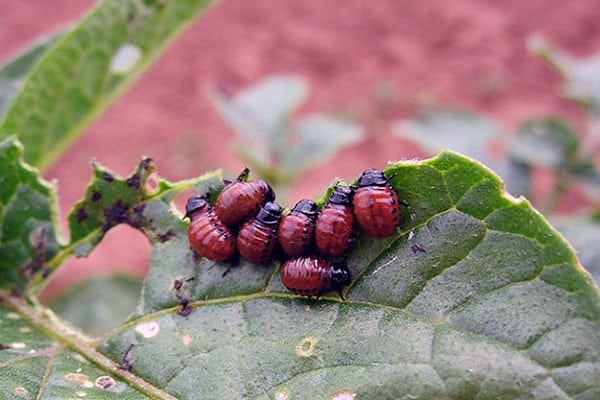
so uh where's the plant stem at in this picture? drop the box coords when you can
[0,290,178,400]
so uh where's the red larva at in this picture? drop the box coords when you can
[280,256,351,298]
[215,167,275,227]
[278,199,318,257]
[237,202,283,265]
[185,195,236,262]
[315,186,357,257]
[353,168,400,238]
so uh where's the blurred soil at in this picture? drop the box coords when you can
[1,0,599,297]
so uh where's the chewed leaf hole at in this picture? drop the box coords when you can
[328,390,357,400]
[135,320,159,338]
[274,389,291,400]
[13,387,28,397]
[109,43,142,74]
[295,336,318,357]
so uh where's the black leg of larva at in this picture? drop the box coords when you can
[222,253,240,277]
[221,267,231,277]
[236,167,250,182]
[400,199,409,207]
[191,249,203,263]
[120,344,135,371]
[336,286,345,301]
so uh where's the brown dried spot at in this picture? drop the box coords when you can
[95,376,116,389]
[29,227,47,249]
[20,227,48,279]
[64,373,91,383]
[173,280,183,291]
[172,276,194,291]
[0,343,10,350]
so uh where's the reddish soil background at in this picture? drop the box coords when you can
[1,0,599,298]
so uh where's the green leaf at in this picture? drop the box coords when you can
[49,274,143,337]
[209,75,309,147]
[392,110,531,196]
[118,152,600,398]
[66,158,223,261]
[0,305,152,399]
[0,33,63,120]
[0,0,219,170]
[66,158,156,258]
[2,152,599,399]
[510,117,579,169]
[0,137,60,290]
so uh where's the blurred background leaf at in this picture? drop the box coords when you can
[552,215,600,287]
[0,33,63,119]
[392,110,501,161]
[529,35,600,111]
[284,115,364,178]
[392,110,531,197]
[208,74,364,194]
[510,118,579,169]
[0,0,219,171]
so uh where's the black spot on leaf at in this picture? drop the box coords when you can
[159,229,176,243]
[102,172,114,182]
[411,244,427,254]
[126,173,141,189]
[76,207,88,223]
[102,200,130,232]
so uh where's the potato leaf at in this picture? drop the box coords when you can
[1,151,599,399]
[0,137,60,290]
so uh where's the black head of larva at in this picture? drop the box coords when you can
[331,264,352,287]
[184,194,209,218]
[357,168,388,187]
[328,185,354,205]
[291,199,318,217]
[255,202,283,225]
